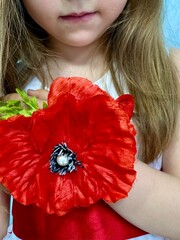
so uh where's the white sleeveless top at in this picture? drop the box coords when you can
[4,74,166,240]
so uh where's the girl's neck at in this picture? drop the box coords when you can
[43,39,106,86]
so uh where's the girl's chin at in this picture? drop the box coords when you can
[60,36,101,48]
[49,31,102,49]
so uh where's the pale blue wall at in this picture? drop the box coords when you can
[164,0,180,48]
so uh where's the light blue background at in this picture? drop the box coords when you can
[164,0,180,48]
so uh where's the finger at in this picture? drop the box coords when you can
[27,89,49,100]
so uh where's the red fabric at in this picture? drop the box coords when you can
[13,199,147,240]
[0,77,136,216]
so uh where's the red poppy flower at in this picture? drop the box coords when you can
[0,77,136,216]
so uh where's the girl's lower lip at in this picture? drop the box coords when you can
[60,12,96,23]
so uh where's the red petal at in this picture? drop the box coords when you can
[0,115,39,204]
[48,77,110,106]
[116,94,134,119]
[30,110,50,153]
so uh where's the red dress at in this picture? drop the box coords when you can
[13,200,147,240]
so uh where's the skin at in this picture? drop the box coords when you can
[1,1,180,239]
[22,0,128,84]
[0,189,10,239]
[22,0,127,48]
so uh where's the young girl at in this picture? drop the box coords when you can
[1,0,180,239]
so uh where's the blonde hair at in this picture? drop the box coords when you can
[0,0,179,163]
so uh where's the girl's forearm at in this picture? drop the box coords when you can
[108,160,180,240]
[0,188,10,238]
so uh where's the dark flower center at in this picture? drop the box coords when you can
[50,143,83,175]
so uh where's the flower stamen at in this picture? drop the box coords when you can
[50,143,83,175]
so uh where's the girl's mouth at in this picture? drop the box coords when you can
[60,12,96,23]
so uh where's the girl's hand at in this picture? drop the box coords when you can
[27,89,49,109]
[2,93,22,102]
[0,188,10,239]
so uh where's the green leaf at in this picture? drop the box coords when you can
[43,102,48,109]
[0,88,44,120]
[16,89,39,110]
[18,109,34,117]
